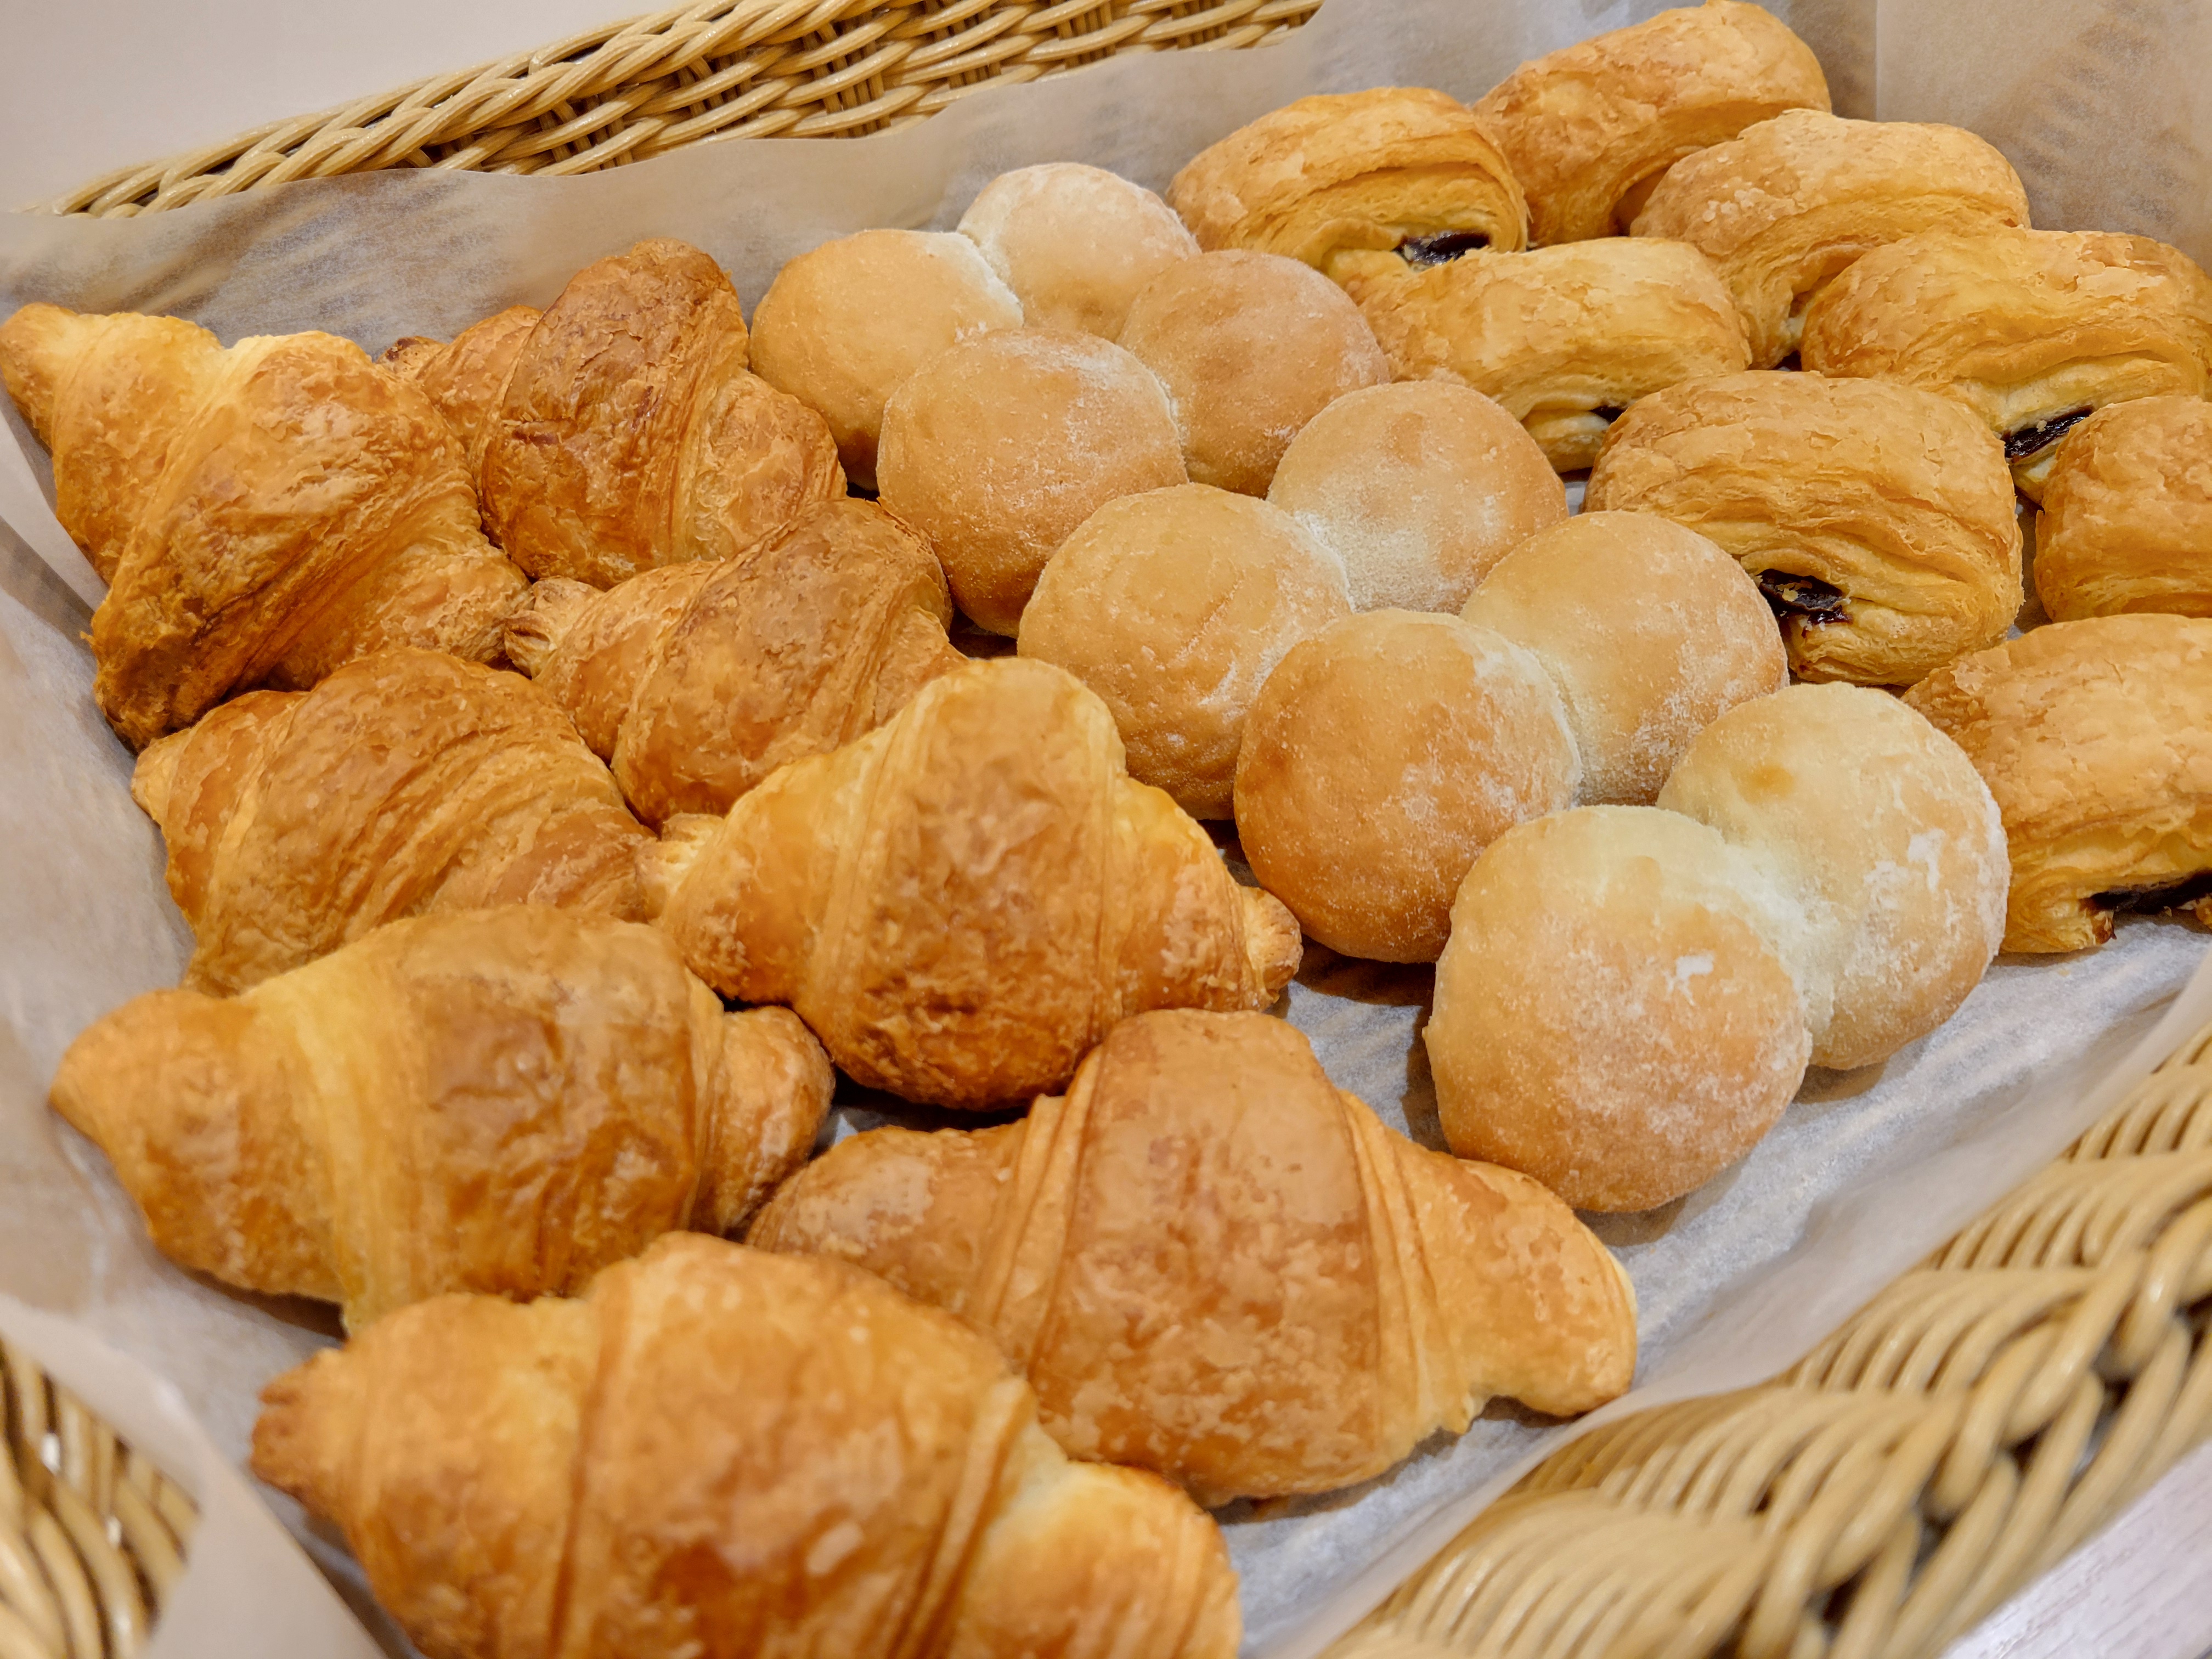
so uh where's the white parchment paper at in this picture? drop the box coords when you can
[3,1,2210,1654]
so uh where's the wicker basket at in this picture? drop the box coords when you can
[0,1340,199,1659]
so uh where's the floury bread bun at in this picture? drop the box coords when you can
[1268,382,1567,612]
[748,229,1020,489]
[1018,485,1350,819]
[1233,611,1578,963]
[1658,684,2007,1071]
[1426,806,1810,1214]
[877,328,1186,635]
[1462,512,1785,805]
[958,163,1199,338]
[1118,250,1389,496]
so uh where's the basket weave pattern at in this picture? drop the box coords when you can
[41,0,1321,218]
[1328,1019,2212,1659]
[0,1341,197,1658]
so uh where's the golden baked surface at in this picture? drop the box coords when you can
[1632,109,2029,368]
[1472,0,1830,246]
[1904,615,2212,953]
[2033,395,2212,622]
[51,907,830,1328]
[1167,87,1528,279]
[1354,238,1751,471]
[132,647,650,994]
[751,1010,1636,1502]
[1799,226,2212,499]
[1585,369,2022,685]
[0,302,527,750]
[661,657,1301,1107]
[252,1235,1242,1659]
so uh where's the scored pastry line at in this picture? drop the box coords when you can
[889,1373,1035,1659]
[966,1056,1093,1372]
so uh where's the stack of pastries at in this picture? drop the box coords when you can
[13,1,2212,1650]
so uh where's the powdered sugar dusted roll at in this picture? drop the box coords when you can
[959,163,1199,338]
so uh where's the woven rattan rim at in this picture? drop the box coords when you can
[0,1340,198,1658]
[35,0,1321,218]
[1325,1013,2212,1659]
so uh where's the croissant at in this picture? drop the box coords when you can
[0,303,529,749]
[252,1233,1240,1659]
[502,497,964,826]
[133,647,650,994]
[654,657,1301,1108]
[50,907,831,1329]
[751,1009,1637,1503]
[383,238,845,586]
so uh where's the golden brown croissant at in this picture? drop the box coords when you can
[1471,0,1831,246]
[1630,110,2030,369]
[654,657,1302,1108]
[502,497,964,826]
[51,907,831,1329]
[1351,238,1751,471]
[133,647,650,994]
[2034,396,2212,622]
[751,1009,1637,1503]
[384,239,845,586]
[252,1233,1240,1659]
[1799,227,2212,499]
[1584,370,2022,685]
[1166,87,1528,281]
[1904,616,2212,953]
[0,303,529,749]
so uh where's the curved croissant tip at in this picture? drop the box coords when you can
[0,302,86,445]
[637,813,723,921]
[1242,887,1304,1001]
[499,578,599,680]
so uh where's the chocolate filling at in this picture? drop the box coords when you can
[1756,571,1850,627]
[2002,407,2093,461]
[2091,871,2212,916]
[1592,406,1625,424]
[1399,231,1490,268]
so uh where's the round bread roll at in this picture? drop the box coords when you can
[1658,682,2008,1071]
[1462,512,1786,805]
[1232,610,1578,963]
[958,163,1199,338]
[2034,396,2212,621]
[1268,381,1567,612]
[1426,805,1812,1213]
[1018,485,1350,818]
[749,229,1021,490]
[1118,250,1389,496]
[877,328,1187,636]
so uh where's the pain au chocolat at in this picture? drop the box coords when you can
[2033,396,2212,622]
[1584,370,2022,685]
[1800,227,2212,499]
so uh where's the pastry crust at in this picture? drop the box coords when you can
[2033,395,2212,621]
[1799,227,2212,499]
[1232,611,1579,963]
[1462,511,1785,806]
[1017,484,1350,818]
[51,908,831,1328]
[1267,381,1565,611]
[1632,110,2030,368]
[252,1235,1241,1659]
[958,162,1198,337]
[659,657,1301,1108]
[1584,370,2022,685]
[1353,238,1752,471]
[1903,615,2212,953]
[503,497,963,825]
[1167,87,1528,283]
[1657,684,2007,1069]
[1471,0,1831,246]
[751,1010,1636,1502]
[1426,805,1810,1213]
[132,647,651,993]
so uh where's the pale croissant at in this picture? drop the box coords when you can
[52,907,831,1329]
[383,238,845,586]
[503,496,964,825]
[752,1009,1637,1502]
[133,647,650,994]
[253,1233,1241,1659]
[0,302,528,749]
[654,657,1301,1108]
